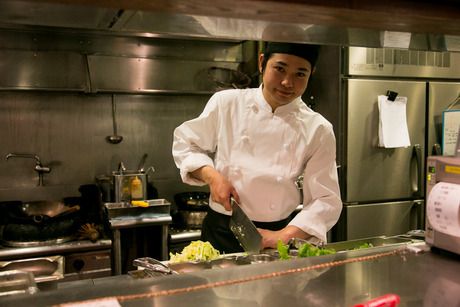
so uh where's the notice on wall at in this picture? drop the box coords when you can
[427,182,460,237]
[442,110,460,156]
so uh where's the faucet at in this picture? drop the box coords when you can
[6,153,51,186]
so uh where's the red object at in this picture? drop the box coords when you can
[353,293,401,307]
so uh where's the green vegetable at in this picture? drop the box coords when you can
[277,240,336,259]
[352,242,374,250]
[169,240,220,263]
[297,242,336,257]
[277,240,291,260]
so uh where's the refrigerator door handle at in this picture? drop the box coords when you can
[410,200,424,230]
[411,144,422,197]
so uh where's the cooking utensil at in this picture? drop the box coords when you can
[137,153,148,173]
[229,197,262,253]
[1,200,81,224]
[133,257,177,275]
[207,67,251,90]
[106,94,123,144]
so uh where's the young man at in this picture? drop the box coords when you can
[172,42,342,253]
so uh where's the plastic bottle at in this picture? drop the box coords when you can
[130,176,143,200]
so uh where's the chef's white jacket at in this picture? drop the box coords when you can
[172,86,342,243]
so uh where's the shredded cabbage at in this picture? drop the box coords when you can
[169,240,220,263]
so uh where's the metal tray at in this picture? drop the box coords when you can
[0,270,38,297]
[104,199,171,219]
[323,236,415,252]
[0,255,64,283]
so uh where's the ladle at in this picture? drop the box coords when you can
[106,94,123,144]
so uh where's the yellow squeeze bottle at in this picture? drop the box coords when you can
[130,176,143,200]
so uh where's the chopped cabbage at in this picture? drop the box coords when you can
[169,240,220,263]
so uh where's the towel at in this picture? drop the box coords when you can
[378,95,411,148]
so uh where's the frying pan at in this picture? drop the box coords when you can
[0,200,80,224]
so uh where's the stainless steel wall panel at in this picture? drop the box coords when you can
[343,201,423,240]
[0,91,210,203]
[346,47,460,78]
[0,50,87,91]
[86,56,241,93]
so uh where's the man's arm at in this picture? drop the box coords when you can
[191,166,239,211]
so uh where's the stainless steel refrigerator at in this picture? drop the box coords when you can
[308,46,460,241]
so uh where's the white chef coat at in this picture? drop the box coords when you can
[172,85,342,243]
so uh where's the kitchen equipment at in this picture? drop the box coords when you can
[0,256,64,284]
[0,270,38,297]
[425,156,460,255]
[1,200,80,224]
[133,257,177,275]
[310,46,460,241]
[207,67,251,91]
[173,192,209,229]
[229,197,262,253]
[112,163,154,203]
[106,94,123,144]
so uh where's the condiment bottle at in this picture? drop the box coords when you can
[130,176,143,200]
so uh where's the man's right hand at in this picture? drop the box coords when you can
[191,165,239,211]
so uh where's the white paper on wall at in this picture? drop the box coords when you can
[378,95,411,148]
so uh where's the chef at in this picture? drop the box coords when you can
[172,42,342,253]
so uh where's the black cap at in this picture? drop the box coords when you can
[264,42,320,67]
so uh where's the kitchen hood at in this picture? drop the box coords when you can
[0,0,459,52]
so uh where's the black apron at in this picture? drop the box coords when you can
[201,207,291,254]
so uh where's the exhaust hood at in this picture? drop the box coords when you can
[0,0,459,52]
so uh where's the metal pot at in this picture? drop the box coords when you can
[177,211,207,229]
[174,192,209,211]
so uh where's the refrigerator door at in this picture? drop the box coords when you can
[345,79,426,203]
[335,200,424,241]
[428,82,460,156]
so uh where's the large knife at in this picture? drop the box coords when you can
[229,197,262,253]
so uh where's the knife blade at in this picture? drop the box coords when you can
[229,197,262,253]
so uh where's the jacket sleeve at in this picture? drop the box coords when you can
[172,94,220,186]
[289,124,343,244]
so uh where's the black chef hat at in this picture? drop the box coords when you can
[264,42,320,67]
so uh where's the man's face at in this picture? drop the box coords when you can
[259,53,312,111]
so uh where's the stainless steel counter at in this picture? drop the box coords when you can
[1,243,460,306]
[0,239,112,260]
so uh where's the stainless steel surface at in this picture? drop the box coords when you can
[112,172,148,202]
[0,255,64,283]
[339,201,424,240]
[0,270,38,297]
[0,1,460,52]
[0,50,86,91]
[106,94,123,144]
[0,37,250,203]
[1,244,460,306]
[133,257,177,275]
[346,79,426,202]
[169,229,201,244]
[87,55,243,94]
[104,199,170,221]
[1,236,74,248]
[5,153,51,186]
[105,200,171,274]
[0,239,112,260]
[229,197,262,253]
[346,47,460,78]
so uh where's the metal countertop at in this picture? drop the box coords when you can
[1,243,460,306]
[0,239,112,260]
